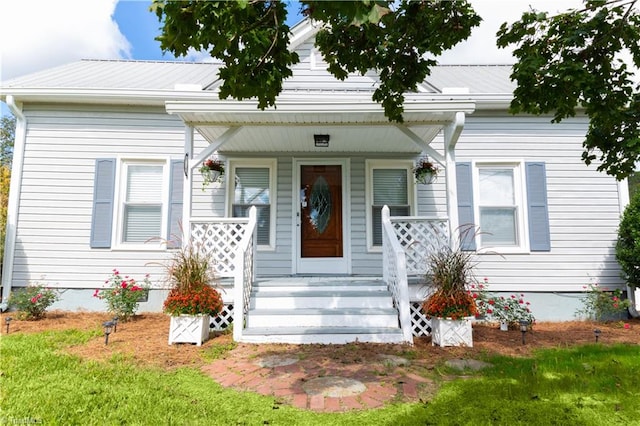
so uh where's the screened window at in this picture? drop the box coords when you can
[370,166,411,247]
[476,165,523,248]
[121,163,164,244]
[232,166,272,246]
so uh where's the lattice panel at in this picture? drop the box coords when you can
[392,219,449,276]
[191,222,247,276]
[210,304,234,330]
[411,302,432,336]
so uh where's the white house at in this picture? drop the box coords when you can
[1,21,634,343]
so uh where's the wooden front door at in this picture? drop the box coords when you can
[300,165,343,258]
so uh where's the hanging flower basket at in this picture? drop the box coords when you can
[200,158,225,190]
[413,157,439,184]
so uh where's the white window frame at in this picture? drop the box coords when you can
[113,157,170,250]
[226,158,277,250]
[365,159,416,252]
[472,160,530,253]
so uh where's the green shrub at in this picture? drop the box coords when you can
[9,283,59,320]
[575,282,630,321]
[616,190,640,288]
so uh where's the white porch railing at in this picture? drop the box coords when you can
[381,206,413,343]
[382,206,450,343]
[189,207,257,341]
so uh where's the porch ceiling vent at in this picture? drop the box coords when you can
[314,134,330,148]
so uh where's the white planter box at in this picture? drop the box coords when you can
[168,315,210,346]
[431,317,473,347]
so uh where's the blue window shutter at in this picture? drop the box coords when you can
[526,162,551,251]
[167,160,184,248]
[456,162,476,251]
[90,159,116,248]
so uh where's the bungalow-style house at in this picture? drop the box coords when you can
[1,21,635,344]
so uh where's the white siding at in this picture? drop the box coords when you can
[455,113,624,292]
[11,106,185,291]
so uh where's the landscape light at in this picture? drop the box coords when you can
[594,328,601,343]
[103,321,114,345]
[519,320,529,345]
[5,317,12,334]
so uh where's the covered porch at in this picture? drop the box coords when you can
[167,91,473,344]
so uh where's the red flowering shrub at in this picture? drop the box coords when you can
[94,269,150,321]
[422,290,477,320]
[9,283,59,320]
[163,282,223,316]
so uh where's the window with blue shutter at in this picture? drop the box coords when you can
[460,161,551,253]
[167,160,184,248]
[456,162,476,251]
[91,158,181,249]
[90,159,116,248]
[525,162,551,251]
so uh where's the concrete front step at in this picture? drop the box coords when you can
[252,280,388,293]
[249,290,394,309]
[240,326,405,344]
[246,307,399,328]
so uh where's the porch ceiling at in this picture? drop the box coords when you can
[165,93,475,153]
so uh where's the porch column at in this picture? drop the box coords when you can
[182,125,194,244]
[444,111,465,248]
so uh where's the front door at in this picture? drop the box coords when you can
[296,162,349,274]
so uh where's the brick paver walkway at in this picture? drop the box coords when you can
[200,349,434,412]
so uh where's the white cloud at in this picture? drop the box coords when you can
[0,0,130,81]
[437,0,584,64]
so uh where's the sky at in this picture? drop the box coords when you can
[0,0,585,116]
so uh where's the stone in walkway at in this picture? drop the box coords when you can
[302,376,366,398]
[378,354,410,367]
[255,354,299,368]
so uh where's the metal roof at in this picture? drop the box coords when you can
[1,59,220,90]
[426,65,515,94]
[2,60,514,95]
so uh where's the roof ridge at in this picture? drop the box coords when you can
[80,59,219,65]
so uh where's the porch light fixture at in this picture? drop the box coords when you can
[314,134,330,148]
[103,321,115,345]
[5,317,12,334]
[594,328,601,343]
[519,320,529,345]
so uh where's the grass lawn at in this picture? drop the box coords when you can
[1,328,638,425]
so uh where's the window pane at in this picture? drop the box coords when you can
[127,165,163,202]
[123,205,162,242]
[372,205,410,246]
[234,168,269,204]
[480,207,517,245]
[479,169,514,205]
[233,204,270,246]
[373,169,408,205]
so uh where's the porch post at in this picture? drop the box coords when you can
[444,111,465,248]
[182,125,194,245]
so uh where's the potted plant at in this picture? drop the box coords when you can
[413,157,439,184]
[162,240,223,346]
[421,244,478,347]
[199,158,225,190]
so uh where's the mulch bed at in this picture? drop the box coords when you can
[2,310,638,371]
